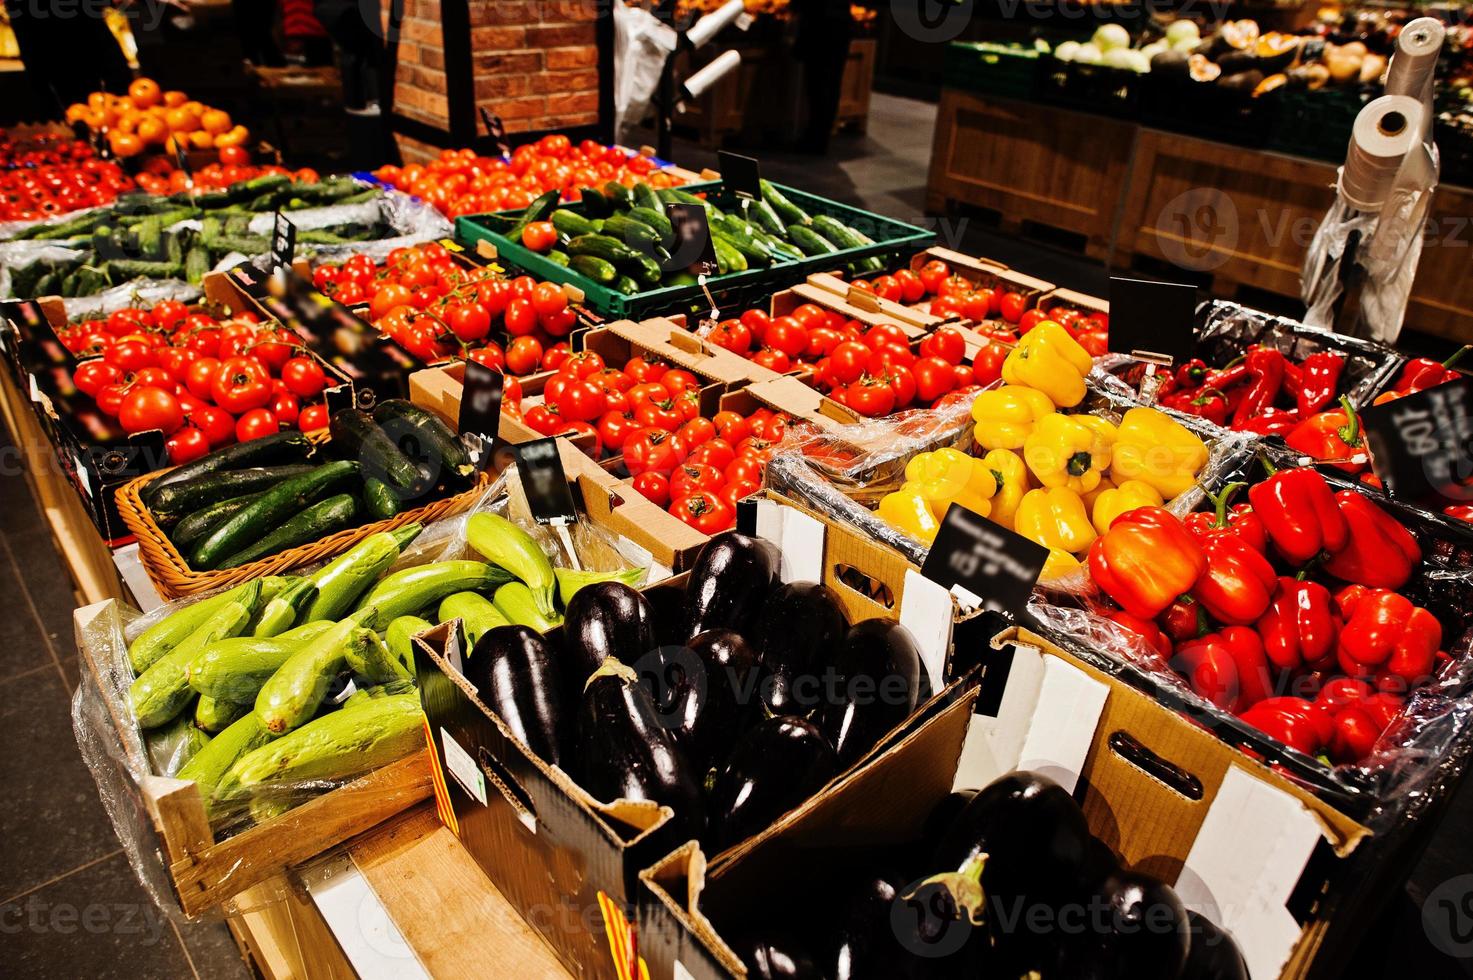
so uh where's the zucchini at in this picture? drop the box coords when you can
[255,618,376,733]
[436,591,509,647]
[170,493,265,552]
[195,696,251,734]
[147,464,317,525]
[128,580,264,674]
[328,409,424,495]
[190,462,361,570]
[371,399,473,483]
[386,615,432,674]
[215,493,360,569]
[550,209,600,238]
[761,179,810,225]
[185,246,211,284]
[251,578,320,637]
[106,259,184,281]
[570,254,617,284]
[229,693,424,788]
[144,714,211,778]
[178,714,273,809]
[492,581,561,633]
[346,631,414,685]
[787,224,837,256]
[304,524,422,622]
[129,582,263,729]
[362,478,402,521]
[189,621,338,703]
[352,560,513,622]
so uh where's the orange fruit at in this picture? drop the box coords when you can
[128,77,161,108]
[64,103,87,124]
[189,130,214,149]
[109,132,144,158]
[162,90,187,107]
[214,124,250,148]
[181,100,205,118]
[86,91,108,111]
[136,116,167,144]
[200,109,231,135]
[165,108,200,133]
[113,115,137,134]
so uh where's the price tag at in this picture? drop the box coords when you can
[517,438,579,525]
[271,212,296,272]
[478,107,511,158]
[458,359,503,466]
[663,203,718,276]
[1362,379,1473,504]
[717,150,761,200]
[919,503,1047,619]
[1107,276,1197,366]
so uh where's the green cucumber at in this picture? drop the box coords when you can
[658,187,725,219]
[303,524,422,622]
[196,695,251,734]
[600,214,661,251]
[627,206,674,244]
[567,233,642,263]
[147,464,317,525]
[786,224,837,256]
[130,582,263,729]
[178,714,274,807]
[546,250,570,267]
[386,615,433,675]
[625,253,664,284]
[570,254,617,284]
[612,274,642,295]
[328,409,424,495]
[255,618,375,734]
[188,621,336,702]
[746,198,786,236]
[551,209,600,238]
[632,181,664,213]
[812,214,874,249]
[711,235,746,274]
[353,560,513,622]
[711,220,770,266]
[437,591,509,648]
[216,493,359,569]
[577,187,610,218]
[362,478,402,521]
[229,693,424,789]
[761,179,810,225]
[251,578,319,637]
[602,180,634,210]
[191,462,361,570]
[372,399,473,482]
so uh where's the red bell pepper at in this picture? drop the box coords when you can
[1335,585,1442,691]
[1284,396,1367,474]
[1293,351,1346,416]
[1257,575,1339,672]
[1184,482,1267,552]
[1232,348,1286,427]
[1088,507,1207,619]
[1444,504,1473,524]
[1219,625,1272,710]
[1174,634,1241,711]
[1157,595,1207,644]
[1103,609,1173,660]
[1329,706,1381,763]
[1247,461,1349,565]
[1239,697,1326,756]
[1321,490,1421,590]
[1235,407,1301,436]
[1162,386,1229,426]
[1361,691,1404,731]
[1393,346,1468,394]
[1194,532,1278,625]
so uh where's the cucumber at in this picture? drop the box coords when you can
[658,187,725,219]
[188,621,336,702]
[229,693,424,789]
[130,582,263,729]
[372,399,473,483]
[747,198,786,236]
[600,214,661,252]
[711,235,746,274]
[196,696,251,734]
[602,180,634,210]
[190,463,359,570]
[567,233,642,263]
[362,478,402,521]
[625,253,664,284]
[612,274,642,295]
[492,582,561,633]
[546,250,570,267]
[178,714,274,807]
[632,181,664,213]
[437,591,509,648]
[353,560,513,622]
[812,214,874,250]
[386,615,433,675]
[147,464,317,525]
[787,224,837,256]
[711,220,770,267]
[170,494,265,552]
[328,409,424,495]
[347,630,414,684]
[761,179,811,225]
[303,524,422,622]
[577,187,610,218]
[255,618,375,734]
[570,254,617,284]
[251,578,319,637]
[627,206,675,244]
[550,209,600,238]
[216,493,359,569]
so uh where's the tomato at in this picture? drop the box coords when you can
[749,414,787,443]
[597,410,639,454]
[163,426,211,464]
[253,329,295,372]
[686,438,734,472]
[725,456,763,487]
[805,325,842,360]
[555,421,602,457]
[918,259,951,295]
[624,357,665,385]
[106,308,151,335]
[212,356,272,414]
[589,368,633,394]
[188,405,235,447]
[631,471,670,508]
[751,349,790,372]
[151,299,190,331]
[1076,328,1109,358]
[763,316,808,358]
[560,351,605,380]
[912,356,957,403]
[843,378,896,417]
[888,366,917,408]
[919,327,967,366]
[708,319,752,355]
[892,268,926,303]
[713,411,750,445]
[739,308,771,344]
[523,405,562,435]
[668,490,734,534]
[677,417,716,446]
[446,301,492,342]
[105,338,156,372]
[155,345,199,382]
[671,462,724,498]
[504,297,539,336]
[999,291,1027,324]
[73,360,122,397]
[929,295,964,319]
[659,368,698,396]
[133,366,175,390]
[275,357,325,399]
[504,336,543,375]
[867,344,915,376]
[531,281,568,317]
[870,275,902,303]
[789,304,827,331]
[299,403,330,432]
[270,392,301,426]
[557,380,607,423]
[118,386,184,435]
[1018,308,1048,335]
[862,322,907,350]
[481,279,513,317]
[623,427,685,477]
[628,382,669,407]
[510,275,538,300]
[540,306,578,337]
[521,221,557,252]
[236,408,280,441]
[95,383,127,417]
[824,341,868,386]
[635,398,683,431]
[674,388,701,423]
[1088,310,1109,330]
[721,480,758,511]
[961,290,994,323]
[972,342,1007,387]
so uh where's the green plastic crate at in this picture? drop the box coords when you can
[454,180,934,320]
[943,41,1041,102]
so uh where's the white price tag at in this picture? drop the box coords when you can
[440,727,487,806]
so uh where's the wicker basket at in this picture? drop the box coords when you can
[116,463,492,600]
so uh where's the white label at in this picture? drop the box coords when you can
[440,727,487,806]
[674,960,697,980]
[900,570,952,695]
[330,679,358,705]
[1017,656,1109,794]
[753,500,825,584]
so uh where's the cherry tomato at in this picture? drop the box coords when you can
[298,403,330,432]
[270,392,301,426]
[445,301,492,342]
[236,408,280,441]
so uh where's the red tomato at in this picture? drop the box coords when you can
[713,411,750,445]
[561,351,605,380]
[892,268,925,303]
[749,414,787,443]
[887,365,917,408]
[523,405,562,435]
[212,356,272,413]
[540,306,578,337]
[445,301,492,342]
[725,456,763,486]
[687,438,735,472]
[1018,308,1048,334]
[789,304,828,331]
[557,380,607,423]
[864,323,909,350]
[721,480,759,511]
[504,297,539,336]
[73,360,122,397]
[623,428,685,477]
[531,281,568,317]
[920,327,967,365]
[677,417,716,446]
[165,427,211,465]
[918,260,950,295]
[466,343,507,372]
[280,356,328,397]
[635,398,683,431]
[660,368,699,395]
[671,462,724,499]
[763,316,808,358]
[253,329,295,372]
[843,378,896,417]
[668,490,734,534]
[972,343,1007,387]
[555,421,602,457]
[119,386,184,435]
[521,221,557,252]
[708,319,752,355]
[597,410,639,454]
[999,291,1027,324]
[504,336,544,375]
[188,405,235,447]
[155,346,199,382]
[541,342,572,371]
[929,295,964,319]
[631,471,669,508]
[828,341,870,386]
[625,357,665,385]
[96,383,127,416]
[105,338,155,373]
[270,392,301,426]
[805,326,842,360]
[738,308,770,344]
[870,276,902,303]
[751,349,790,372]
[912,356,957,403]
[961,290,994,323]
[590,368,633,393]
[235,408,280,442]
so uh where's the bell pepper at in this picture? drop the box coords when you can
[1090,479,1164,535]
[1293,351,1346,416]
[1175,626,1272,712]
[878,488,941,543]
[1015,487,1096,555]
[1321,490,1421,590]
[1158,594,1208,643]
[905,448,996,521]
[1445,504,1473,524]
[1022,412,1116,495]
[1108,406,1209,498]
[1247,461,1349,565]
[1184,482,1267,552]
[1257,575,1338,672]
[970,385,1056,451]
[1000,322,1093,408]
[1081,475,1115,513]
[1231,348,1286,427]
[1234,406,1300,436]
[1194,531,1277,625]
[981,449,1029,530]
[1219,625,1273,710]
[1088,506,1206,619]
[1162,386,1229,426]
[1041,548,1085,584]
[1239,697,1326,756]
[1393,346,1468,394]
[1104,609,1173,660]
[1335,585,1441,690]
[1284,396,1367,474]
[1175,358,1210,390]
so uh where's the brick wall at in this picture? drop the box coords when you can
[392,0,601,149]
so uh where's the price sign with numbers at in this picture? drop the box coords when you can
[1362,379,1473,504]
[517,438,579,525]
[662,203,718,276]
[919,503,1047,617]
[271,212,296,271]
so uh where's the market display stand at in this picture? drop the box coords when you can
[927,88,1473,341]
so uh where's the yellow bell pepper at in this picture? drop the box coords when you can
[1081,476,1116,514]
[971,385,1055,451]
[1041,548,1085,584]
[980,449,1029,530]
[1000,322,1093,408]
[906,448,996,521]
[1022,413,1117,495]
[878,488,941,543]
[1109,406,1210,499]
[1090,479,1165,535]
[1014,487,1097,555]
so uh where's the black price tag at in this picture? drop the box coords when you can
[1107,276,1197,365]
[663,203,718,276]
[717,150,761,200]
[1362,379,1473,504]
[458,358,504,448]
[271,212,296,271]
[517,438,579,525]
[173,140,193,181]
[920,503,1048,618]
[478,108,511,158]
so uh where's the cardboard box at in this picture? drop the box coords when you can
[908,245,1055,304]
[638,624,1375,980]
[1039,285,1109,317]
[789,272,947,338]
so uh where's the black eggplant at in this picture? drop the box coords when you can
[575,659,704,839]
[564,581,656,683]
[1181,910,1249,980]
[921,790,976,846]
[707,716,837,850]
[636,630,763,773]
[755,582,848,717]
[1066,870,1191,980]
[818,619,922,766]
[684,531,781,639]
[731,931,823,980]
[831,871,974,980]
[467,626,566,767]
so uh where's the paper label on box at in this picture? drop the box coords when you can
[953,642,1048,792]
[900,570,952,695]
[440,727,487,807]
[753,500,825,583]
[1016,654,1108,794]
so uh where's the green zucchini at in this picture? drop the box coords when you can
[570,254,617,284]
[303,524,422,622]
[179,714,274,807]
[436,591,509,648]
[362,478,402,521]
[787,224,837,256]
[372,399,473,483]
[352,560,513,622]
[346,630,414,684]
[255,618,374,734]
[190,462,361,570]
[328,409,424,495]
[386,615,432,675]
[129,582,263,729]
[215,493,359,569]
[188,621,337,702]
[230,693,424,788]
[195,695,251,734]
[143,432,314,508]
[550,209,600,238]
[170,493,264,552]
[251,577,320,637]
[761,179,810,225]
[144,714,211,778]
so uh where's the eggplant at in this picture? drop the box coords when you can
[731,931,823,980]
[1066,870,1191,980]
[684,531,781,639]
[831,872,962,980]
[755,581,848,717]
[575,659,704,839]
[818,619,922,766]
[707,716,837,850]
[636,629,763,773]
[1181,910,1249,980]
[564,581,656,683]
[921,790,976,846]
[467,626,566,767]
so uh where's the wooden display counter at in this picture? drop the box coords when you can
[927,88,1473,341]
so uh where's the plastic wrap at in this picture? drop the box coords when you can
[1026,447,1473,831]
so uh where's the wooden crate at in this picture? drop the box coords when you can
[925,89,1135,261]
[835,37,877,135]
